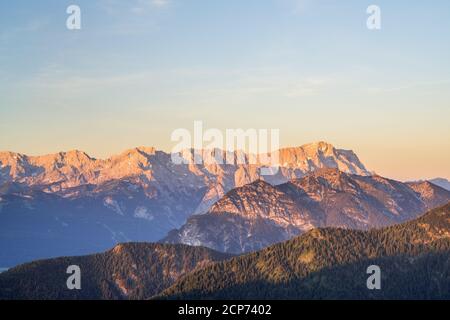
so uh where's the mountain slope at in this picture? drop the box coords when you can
[163,169,450,254]
[157,202,450,300]
[0,177,206,267]
[407,180,450,208]
[0,243,232,300]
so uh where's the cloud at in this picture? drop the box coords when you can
[24,68,155,94]
[100,0,170,15]
[131,0,170,14]
[366,80,450,95]
[151,0,169,7]
[283,0,311,15]
[0,19,49,42]
[171,68,339,99]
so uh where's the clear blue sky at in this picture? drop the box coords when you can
[1,0,449,180]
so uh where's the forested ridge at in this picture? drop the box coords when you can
[0,243,232,299]
[157,202,450,299]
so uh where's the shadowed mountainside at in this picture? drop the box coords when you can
[0,243,232,300]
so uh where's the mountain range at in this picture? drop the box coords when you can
[163,169,450,253]
[0,142,371,266]
[1,202,449,300]
[1,142,448,268]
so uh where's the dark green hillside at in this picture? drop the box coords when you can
[157,202,450,300]
[0,243,232,300]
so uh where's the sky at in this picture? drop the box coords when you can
[0,0,449,181]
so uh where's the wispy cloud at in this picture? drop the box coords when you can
[171,68,339,99]
[151,0,170,8]
[23,68,156,94]
[0,19,49,42]
[366,80,450,95]
[20,65,339,103]
[99,0,170,16]
[289,0,312,14]
[131,0,170,14]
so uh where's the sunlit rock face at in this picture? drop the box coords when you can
[0,141,370,213]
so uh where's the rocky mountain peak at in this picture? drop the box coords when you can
[209,179,282,217]
[277,142,368,176]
